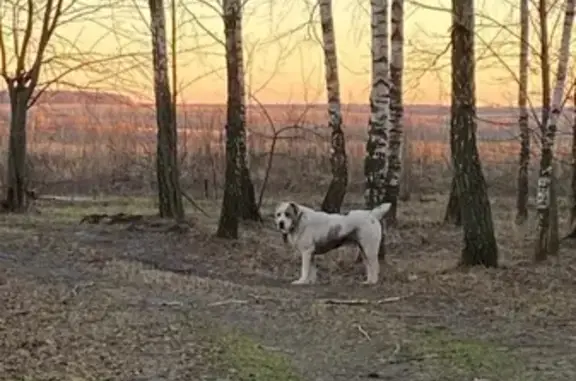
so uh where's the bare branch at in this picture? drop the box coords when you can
[0,8,7,78]
[16,0,34,75]
[181,2,225,46]
[28,52,148,108]
[11,0,20,71]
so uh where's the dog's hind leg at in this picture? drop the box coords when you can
[363,249,380,285]
[358,236,381,285]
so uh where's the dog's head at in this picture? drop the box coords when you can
[274,201,302,234]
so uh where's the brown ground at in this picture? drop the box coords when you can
[1,193,576,381]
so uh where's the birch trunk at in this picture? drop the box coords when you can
[539,0,551,132]
[320,0,348,214]
[365,0,390,209]
[534,0,574,261]
[451,0,498,267]
[384,0,404,225]
[217,0,251,237]
[516,0,530,225]
[537,0,560,256]
[148,0,185,220]
[233,1,260,222]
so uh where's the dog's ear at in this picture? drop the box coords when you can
[288,202,301,218]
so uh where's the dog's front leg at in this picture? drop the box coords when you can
[292,248,316,285]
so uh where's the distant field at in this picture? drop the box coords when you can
[0,102,574,198]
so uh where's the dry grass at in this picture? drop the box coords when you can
[0,102,574,199]
[0,271,301,381]
[0,191,575,380]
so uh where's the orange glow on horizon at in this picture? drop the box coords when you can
[1,0,575,107]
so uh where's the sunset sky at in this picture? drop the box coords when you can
[1,0,574,106]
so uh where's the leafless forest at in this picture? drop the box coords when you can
[0,0,576,380]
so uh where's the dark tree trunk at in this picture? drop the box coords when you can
[516,0,530,225]
[217,126,242,238]
[571,84,576,227]
[239,165,261,220]
[230,0,260,222]
[451,0,498,267]
[1,0,71,213]
[149,0,184,220]
[549,173,559,254]
[516,117,530,224]
[398,129,411,201]
[4,85,31,213]
[444,103,461,226]
[321,128,348,214]
[319,0,348,214]
[216,0,244,239]
[443,177,461,225]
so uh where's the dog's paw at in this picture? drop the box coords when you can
[361,279,379,286]
[291,279,311,285]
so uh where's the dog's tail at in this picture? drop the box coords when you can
[370,202,392,220]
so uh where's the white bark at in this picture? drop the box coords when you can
[535,0,574,259]
[386,0,404,204]
[365,0,391,208]
[536,0,574,212]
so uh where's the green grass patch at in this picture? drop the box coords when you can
[216,330,301,381]
[412,326,527,380]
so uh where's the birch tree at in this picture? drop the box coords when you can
[365,0,390,209]
[148,0,185,219]
[320,0,348,214]
[451,0,498,267]
[534,0,575,261]
[384,0,404,224]
[216,0,251,238]
[515,0,530,225]
[232,2,260,222]
[536,0,560,254]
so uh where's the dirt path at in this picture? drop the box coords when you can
[2,199,576,380]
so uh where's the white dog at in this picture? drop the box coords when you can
[274,201,391,285]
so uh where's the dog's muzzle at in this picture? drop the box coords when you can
[278,221,285,230]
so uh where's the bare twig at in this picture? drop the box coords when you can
[181,190,210,217]
[318,294,412,305]
[208,299,249,307]
[248,92,313,210]
[353,323,371,341]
